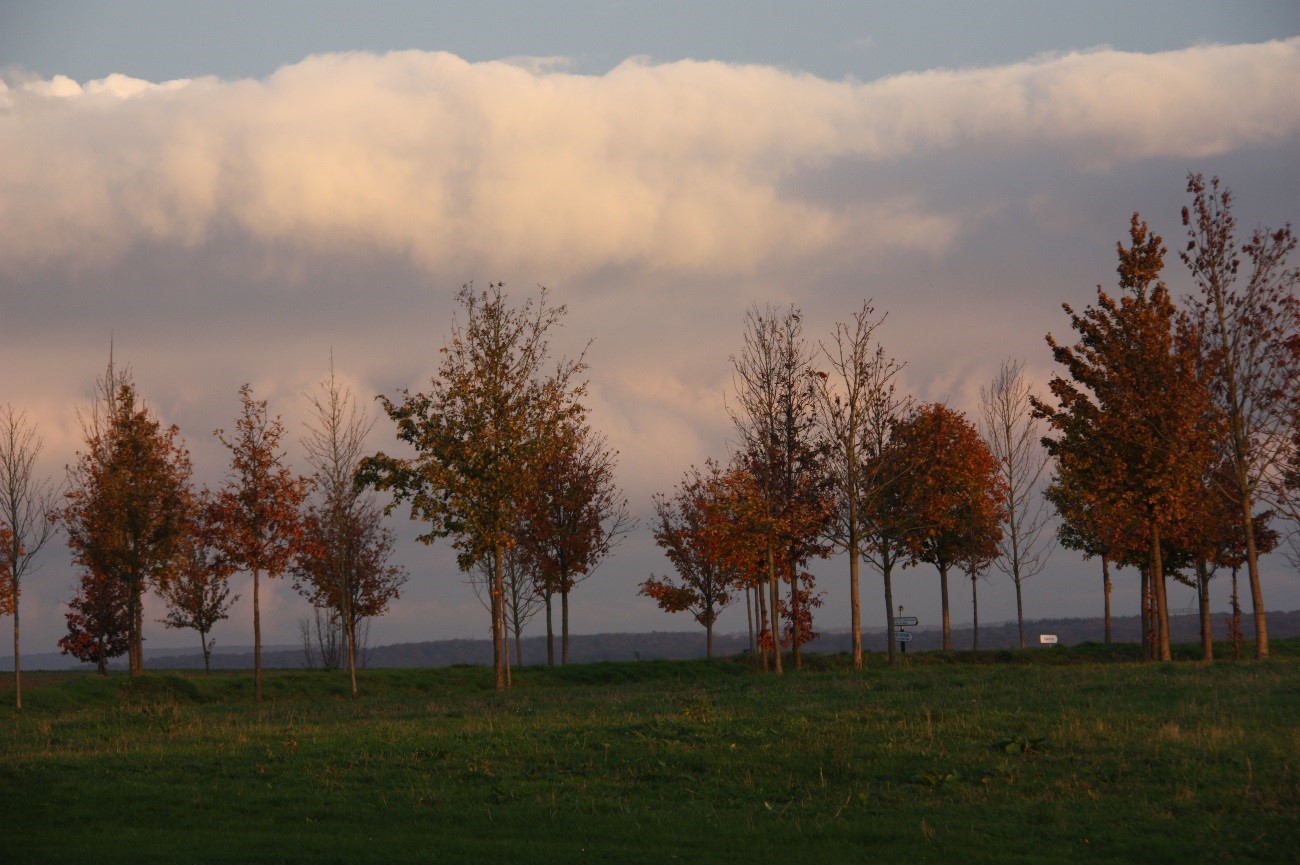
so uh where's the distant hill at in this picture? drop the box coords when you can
[5,610,1297,672]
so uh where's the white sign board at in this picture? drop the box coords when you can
[896,631,913,643]
[1039,634,1058,645]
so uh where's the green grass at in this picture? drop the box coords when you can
[2,643,1298,864]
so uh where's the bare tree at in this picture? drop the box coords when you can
[1182,174,1299,659]
[295,356,406,697]
[980,359,1055,648]
[730,304,832,673]
[0,405,58,709]
[813,301,907,669]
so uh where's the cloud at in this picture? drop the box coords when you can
[2,39,1297,279]
[3,39,1299,654]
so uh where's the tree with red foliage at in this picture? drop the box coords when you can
[62,360,193,677]
[891,403,1006,652]
[642,461,757,658]
[212,384,307,703]
[158,497,237,673]
[1035,215,1220,661]
[59,565,131,674]
[517,419,631,665]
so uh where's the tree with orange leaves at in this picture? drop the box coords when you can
[158,499,238,674]
[59,564,130,674]
[1035,214,1220,661]
[642,460,758,658]
[62,360,193,677]
[212,384,307,703]
[892,403,1006,652]
[358,283,586,690]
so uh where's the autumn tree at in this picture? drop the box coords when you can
[730,304,832,672]
[893,403,1006,652]
[0,404,58,708]
[1181,173,1300,660]
[62,362,193,677]
[293,359,406,697]
[980,359,1055,648]
[59,565,131,674]
[358,283,586,690]
[516,419,631,665]
[1045,461,1123,644]
[813,301,907,668]
[157,500,237,673]
[1035,215,1220,661]
[213,384,307,703]
[642,461,753,658]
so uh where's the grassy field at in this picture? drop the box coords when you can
[1,642,1297,864]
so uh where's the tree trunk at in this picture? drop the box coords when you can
[883,558,896,665]
[253,567,263,703]
[544,590,554,666]
[745,584,755,655]
[971,573,980,651]
[767,543,782,674]
[939,563,952,652]
[1238,486,1269,660]
[1102,556,1112,644]
[789,554,802,671]
[1014,573,1025,650]
[492,544,506,689]
[706,620,714,660]
[200,629,211,673]
[849,526,862,669]
[1151,522,1171,662]
[1140,566,1151,660]
[756,579,769,671]
[13,600,21,710]
[344,591,358,698]
[1195,558,1213,661]
[561,587,571,666]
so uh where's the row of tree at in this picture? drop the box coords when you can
[51,355,406,703]
[641,174,1299,667]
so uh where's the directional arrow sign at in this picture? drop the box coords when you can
[893,616,918,627]
[895,631,914,643]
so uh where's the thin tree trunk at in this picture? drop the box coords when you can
[1102,556,1112,645]
[971,573,980,651]
[1140,566,1151,660]
[1152,522,1171,662]
[13,602,21,709]
[344,591,358,698]
[756,579,769,671]
[849,525,862,669]
[561,586,570,666]
[790,554,802,671]
[492,544,506,689]
[767,543,782,674]
[939,563,952,652]
[883,558,897,665]
[253,568,263,703]
[199,629,211,673]
[1239,486,1269,659]
[706,620,714,660]
[1014,574,1025,650]
[544,590,554,666]
[745,584,755,655]
[1196,558,1213,661]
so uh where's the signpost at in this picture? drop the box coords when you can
[895,606,918,654]
[1040,634,1058,645]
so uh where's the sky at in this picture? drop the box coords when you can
[1,1,1298,659]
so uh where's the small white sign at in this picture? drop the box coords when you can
[1040,634,1058,645]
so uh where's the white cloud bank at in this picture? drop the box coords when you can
[2,39,1297,279]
